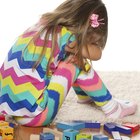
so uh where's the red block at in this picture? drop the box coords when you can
[123,123,139,133]
[0,114,5,121]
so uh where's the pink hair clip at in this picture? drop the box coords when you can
[90,14,105,28]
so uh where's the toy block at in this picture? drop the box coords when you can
[30,134,39,140]
[0,126,14,140]
[43,128,63,138]
[111,131,121,140]
[40,132,55,140]
[123,123,139,133]
[93,134,108,140]
[73,121,100,129]
[55,137,60,140]
[104,123,116,134]
[0,121,9,126]
[57,122,85,131]
[121,135,131,140]
[76,133,91,140]
[63,129,79,140]
[115,124,132,135]
[0,114,5,121]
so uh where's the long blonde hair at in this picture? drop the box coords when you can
[26,0,108,75]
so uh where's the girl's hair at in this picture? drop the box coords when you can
[29,0,108,75]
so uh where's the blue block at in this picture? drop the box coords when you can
[57,122,85,130]
[115,124,132,135]
[93,134,109,140]
[40,132,55,140]
[73,121,100,129]
[104,123,116,134]
[63,129,79,140]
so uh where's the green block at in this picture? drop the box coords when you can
[76,133,91,140]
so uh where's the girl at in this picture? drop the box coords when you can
[0,0,137,126]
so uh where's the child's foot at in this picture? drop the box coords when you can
[77,98,93,104]
[101,98,137,119]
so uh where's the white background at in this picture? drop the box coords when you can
[0,0,140,71]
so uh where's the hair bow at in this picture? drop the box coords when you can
[90,14,104,28]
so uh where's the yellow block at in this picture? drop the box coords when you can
[76,133,91,140]
[0,121,9,127]
[0,126,14,140]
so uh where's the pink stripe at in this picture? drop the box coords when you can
[54,68,72,90]
[1,66,45,90]
[77,72,99,86]
[79,78,102,91]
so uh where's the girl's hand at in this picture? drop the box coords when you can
[65,54,79,65]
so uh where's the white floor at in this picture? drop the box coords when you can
[54,71,140,124]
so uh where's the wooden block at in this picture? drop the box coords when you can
[30,134,39,140]
[57,122,85,130]
[93,134,108,140]
[123,123,139,133]
[104,123,116,134]
[0,114,5,121]
[43,128,63,138]
[0,121,9,126]
[76,133,91,140]
[40,132,55,140]
[73,121,100,129]
[115,124,132,135]
[111,131,121,140]
[63,129,79,140]
[0,126,14,140]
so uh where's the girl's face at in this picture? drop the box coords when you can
[82,34,103,60]
[82,43,102,60]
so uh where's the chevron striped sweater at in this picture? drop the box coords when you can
[0,24,76,117]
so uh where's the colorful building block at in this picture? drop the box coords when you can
[63,129,79,140]
[0,114,5,121]
[57,122,85,131]
[104,123,116,134]
[93,134,108,140]
[73,121,100,129]
[111,131,121,140]
[115,124,132,135]
[40,132,55,140]
[0,126,14,140]
[30,134,39,140]
[0,121,9,126]
[43,128,63,138]
[121,136,131,140]
[76,133,91,140]
[123,123,139,133]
